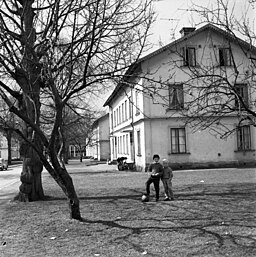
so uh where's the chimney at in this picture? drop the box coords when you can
[179,27,196,37]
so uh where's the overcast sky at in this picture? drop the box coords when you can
[149,0,255,51]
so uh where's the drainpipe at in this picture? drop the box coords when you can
[131,88,136,165]
[109,105,115,161]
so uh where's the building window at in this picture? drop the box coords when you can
[112,138,115,154]
[237,125,251,151]
[125,100,127,121]
[120,136,123,154]
[137,130,141,156]
[114,137,117,155]
[114,111,116,127]
[110,113,113,129]
[128,97,132,118]
[121,103,124,123]
[170,128,186,153]
[126,134,129,154]
[135,90,140,115]
[119,106,121,124]
[219,48,231,66]
[116,108,119,125]
[117,137,120,154]
[169,84,184,109]
[234,84,249,109]
[183,47,196,66]
[130,131,133,144]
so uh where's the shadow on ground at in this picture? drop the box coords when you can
[1,178,255,257]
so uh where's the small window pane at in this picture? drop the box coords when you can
[234,84,249,109]
[219,48,231,66]
[169,85,184,109]
[170,128,186,153]
[237,125,251,150]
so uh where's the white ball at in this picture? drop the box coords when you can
[141,194,149,202]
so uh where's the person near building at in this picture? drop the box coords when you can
[161,159,174,201]
[145,154,164,201]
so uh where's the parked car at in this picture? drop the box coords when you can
[0,158,8,170]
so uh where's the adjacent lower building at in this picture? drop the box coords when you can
[0,132,20,160]
[86,114,110,161]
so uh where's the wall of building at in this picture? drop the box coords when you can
[99,140,111,161]
[87,114,111,161]
[0,133,20,160]
[108,80,146,164]
[141,116,256,170]
[142,29,255,117]
[107,26,256,171]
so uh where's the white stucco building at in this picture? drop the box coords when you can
[0,134,8,160]
[86,114,110,161]
[104,24,256,171]
[0,132,20,160]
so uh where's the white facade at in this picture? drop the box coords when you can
[0,134,8,159]
[86,114,110,161]
[0,133,20,160]
[104,24,256,171]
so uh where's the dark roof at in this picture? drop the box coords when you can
[104,23,256,107]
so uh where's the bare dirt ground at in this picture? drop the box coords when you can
[0,161,255,257]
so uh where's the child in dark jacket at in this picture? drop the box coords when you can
[161,159,174,201]
[145,154,164,201]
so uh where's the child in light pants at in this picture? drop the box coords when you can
[161,159,174,201]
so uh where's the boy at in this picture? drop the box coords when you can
[161,159,174,201]
[145,154,164,201]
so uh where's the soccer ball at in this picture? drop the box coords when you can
[141,194,149,202]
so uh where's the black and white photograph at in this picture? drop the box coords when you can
[0,0,255,256]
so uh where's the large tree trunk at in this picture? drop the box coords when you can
[60,168,81,220]
[15,142,44,202]
[63,146,69,164]
[6,0,81,220]
[13,1,45,202]
[44,156,81,220]
[48,127,81,220]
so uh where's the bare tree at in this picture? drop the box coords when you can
[137,0,256,139]
[0,0,154,219]
[0,101,21,165]
[176,0,256,137]
[63,106,96,163]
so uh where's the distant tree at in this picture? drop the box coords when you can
[64,110,95,162]
[0,0,154,219]
[0,101,21,164]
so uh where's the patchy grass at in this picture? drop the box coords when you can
[0,165,256,257]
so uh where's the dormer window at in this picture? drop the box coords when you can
[182,47,196,67]
[219,48,232,66]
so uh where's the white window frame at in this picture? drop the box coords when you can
[170,127,187,154]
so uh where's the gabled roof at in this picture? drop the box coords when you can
[104,23,256,107]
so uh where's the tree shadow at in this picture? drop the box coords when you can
[64,170,117,175]
[45,182,256,202]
